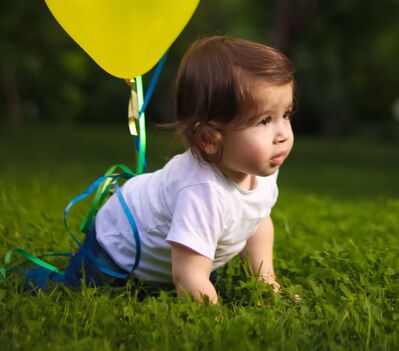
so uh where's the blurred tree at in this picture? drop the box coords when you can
[0,1,127,129]
[290,0,399,136]
[0,0,398,140]
[271,0,320,52]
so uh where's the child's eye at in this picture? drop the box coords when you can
[258,116,272,126]
[283,110,293,121]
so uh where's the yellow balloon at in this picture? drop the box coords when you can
[45,0,199,79]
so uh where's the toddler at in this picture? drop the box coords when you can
[25,35,295,304]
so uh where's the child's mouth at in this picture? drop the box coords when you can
[270,152,286,166]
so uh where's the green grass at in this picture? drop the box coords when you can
[1,124,398,350]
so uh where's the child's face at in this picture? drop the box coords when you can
[216,81,294,184]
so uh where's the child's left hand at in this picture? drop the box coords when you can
[259,272,280,293]
[260,273,301,303]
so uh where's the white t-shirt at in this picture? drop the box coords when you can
[96,150,279,283]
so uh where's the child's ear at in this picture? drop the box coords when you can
[196,122,222,157]
[202,142,218,155]
[199,132,220,156]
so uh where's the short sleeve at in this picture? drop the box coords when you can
[166,183,224,260]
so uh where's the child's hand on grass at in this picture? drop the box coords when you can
[259,272,280,293]
[260,273,301,303]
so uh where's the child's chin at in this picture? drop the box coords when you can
[257,168,279,177]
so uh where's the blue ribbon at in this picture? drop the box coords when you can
[64,174,141,279]
[138,51,168,119]
[114,182,141,271]
[132,51,168,171]
[64,175,112,248]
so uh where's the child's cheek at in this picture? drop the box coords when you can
[234,131,269,163]
[244,134,269,159]
[242,142,267,164]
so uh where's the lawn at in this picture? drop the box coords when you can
[1,124,398,350]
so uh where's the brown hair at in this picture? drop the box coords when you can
[173,35,295,162]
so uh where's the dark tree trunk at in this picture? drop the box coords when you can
[1,60,23,128]
[272,0,320,53]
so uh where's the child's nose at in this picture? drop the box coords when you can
[273,122,290,144]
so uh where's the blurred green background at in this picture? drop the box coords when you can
[1,0,399,140]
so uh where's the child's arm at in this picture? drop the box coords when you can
[171,244,218,304]
[240,216,280,292]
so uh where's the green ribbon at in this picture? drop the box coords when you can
[3,248,63,277]
[80,164,135,233]
[135,75,147,175]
